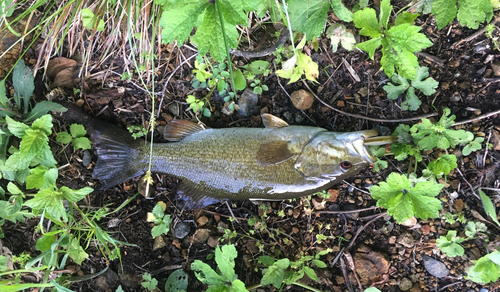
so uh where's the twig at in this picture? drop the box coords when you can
[452,108,500,126]
[347,212,387,250]
[200,209,248,221]
[455,167,481,200]
[303,82,438,123]
[451,18,497,49]
[313,206,379,215]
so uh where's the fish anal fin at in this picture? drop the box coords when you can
[176,182,222,209]
[257,141,295,165]
[164,120,205,141]
[262,114,289,129]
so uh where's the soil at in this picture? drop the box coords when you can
[1,2,500,292]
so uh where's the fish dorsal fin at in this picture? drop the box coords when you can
[262,114,289,129]
[164,120,205,141]
[257,141,296,165]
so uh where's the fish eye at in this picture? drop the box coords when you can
[340,161,352,170]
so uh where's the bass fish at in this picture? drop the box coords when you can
[63,107,395,207]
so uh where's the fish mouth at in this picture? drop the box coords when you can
[354,130,398,162]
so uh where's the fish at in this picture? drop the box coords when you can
[61,105,396,208]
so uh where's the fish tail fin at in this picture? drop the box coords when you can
[58,102,146,189]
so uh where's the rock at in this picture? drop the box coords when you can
[193,228,210,243]
[337,100,345,107]
[490,130,500,151]
[120,272,143,288]
[95,269,120,291]
[237,89,259,116]
[153,236,167,250]
[423,255,449,278]
[354,246,390,285]
[207,236,219,248]
[174,222,191,239]
[196,216,209,227]
[82,150,92,167]
[290,89,314,110]
[399,277,412,291]
[397,233,415,248]
[168,103,180,116]
[282,111,293,122]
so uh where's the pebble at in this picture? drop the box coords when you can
[423,255,449,278]
[207,235,219,248]
[237,89,259,116]
[337,100,345,107]
[168,103,180,116]
[193,228,210,243]
[153,236,167,250]
[95,269,120,291]
[196,216,209,227]
[399,277,412,291]
[82,150,92,167]
[290,89,314,110]
[174,222,191,239]
[282,111,293,122]
[397,233,415,248]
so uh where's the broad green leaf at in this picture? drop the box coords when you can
[12,60,34,99]
[6,116,30,138]
[72,137,91,150]
[81,8,105,31]
[0,80,7,107]
[24,101,67,123]
[152,224,168,239]
[416,0,433,14]
[60,186,93,203]
[56,132,72,144]
[384,74,410,100]
[401,87,421,111]
[24,188,67,221]
[7,182,23,195]
[436,230,464,257]
[379,0,392,30]
[355,37,382,60]
[479,190,500,226]
[4,151,30,171]
[234,69,246,91]
[352,7,382,38]
[411,66,439,95]
[428,154,457,176]
[303,266,318,281]
[0,0,15,18]
[191,260,226,285]
[192,5,239,62]
[313,259,327,268]
[261,260,287,288]
[231,279,249,292]
[31,115,53,135]
[36,234,56,251]
[0,201,33,223]
[68,237,89,265]
[432,0,457,29]
[219,0,248,25]
[330,0,353,22]
[70,124,87,138]
[289,0,330,40]
[394,12,420,26]
[259,255,275,267]
[152,203,164,219]
[26,165,58,190]
[466,251,500,284]
[165,269,189,292]
[20,129,47,160]
[215,244,237,281]
[457,0,493,29]
[159,1,210,44]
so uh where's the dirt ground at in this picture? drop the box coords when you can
[2,2,500,292]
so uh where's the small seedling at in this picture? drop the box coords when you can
[326,23,356,52]
[141,272,158,291]
[146,202,171,238]
[276,35,319,84]
[466,250,500,284]
[127,125,148,139]
[436,230,465,257]
[56,124,92,150]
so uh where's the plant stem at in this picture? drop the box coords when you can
[215,0,236,95]
[292,281,324,292]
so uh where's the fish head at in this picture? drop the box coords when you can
[294,129,393,180]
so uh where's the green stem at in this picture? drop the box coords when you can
[280,0,296,55]
[215,0,235,95]
[291,281,324,292]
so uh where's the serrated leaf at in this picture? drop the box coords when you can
[219,0,248,25]
[6,116,30,138]
[192,5,239,62]
[72,137,91,150]
[26,165,58,190]
[20,129,47,160]
[379,0,392,29]
[384,75,410,100]
[60,186,93,203]
[436,230,465,257]
[31,115,53,135]
[412,67,438,95]
[289,0,330,40]
[4,151,30,171]
[12,60,34,99]
[70,124,87,138]
[159,1,210,44]
[466,251,500,284]
[68,237,89,265]
[352,7,382,38]
[432,0,457,29]
[428,154,457,176]
[261,259,288,288]
[394,12,420,26]
[402,87,422,111]
[56,132,72,144]
[215,244,237,281]
[356,37,382,60]
[151,224,168,239]
[24,101,67,123]
[191,260,226,285]
[479,190,500,226]
[24,188,67,222]
[330,0,353,22]
[457,0,493,29]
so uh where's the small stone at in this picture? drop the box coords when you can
[399,277,412,291]
[282,111,293,122]
[238,89,259,116]
[420,225,431,235]
[491,61,500,76]
[454,198,464,211]
[153,236,167,250]
[423,255,449,278]
[327,189,339,202]
[76,99,85,107]
[290,89,314,110]
[196,216,209,227]
[397,233,415,248]
[95,269,120,291]
[389,236,397,244]
[337,100,345,107]
[174,222,191,239]
[207,236,219,248]
[82,150,92,167]
[168,103,180,116]
[193,229,210,243]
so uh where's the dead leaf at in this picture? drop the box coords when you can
[46,57,88,90]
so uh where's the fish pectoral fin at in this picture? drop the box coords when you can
[262,114,289,129]
[257,141,296,165]
[176,182,222,209]
[164,119,206,141]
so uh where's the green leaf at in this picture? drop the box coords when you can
[36,234,56,251]
[437,230,465,257]
[7,182,23,195]
[12,60,34,99]
[394,12,420,26]
[234,69,246,91]
[219,0,248,25]
[4,152,30,171]
[24,101,67,123]
[151,224,168,239]
[416,0,433,14]
[72,137,92,150]
[68,237,89,265]
[401,87,421,111]
[352,7,382,38]
[192,5,239,62]
[411,66,439,95]
[231,279,248,292]
[20,129,47,160]
[457,0,493,29]
[81,8,105,31]
[384,74,410,100]
[165,269,189,292]
[152,203,164,219]
[379,0,392,30]
[26,166,58,190]
[159,1,210,44]
[462,137,484,156]
[330,0,353,22]
[70,124,87,138]
[355,37,382,60]
[289,0,330,40]
[0,200,33,223]
[6,116,30,138]
[32,115,53,135]
[479,190,500,226]
[191,260,226,285]
[312,259,327,268]
[466,251,500,284]
[370,173,443,222]
[261,258,290,288]
[215,244,237,281]
[432,0,457,29]
[24,188,67,222]
[428,154,457,176]
[56,132,72,144]
[60,186,93,203]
